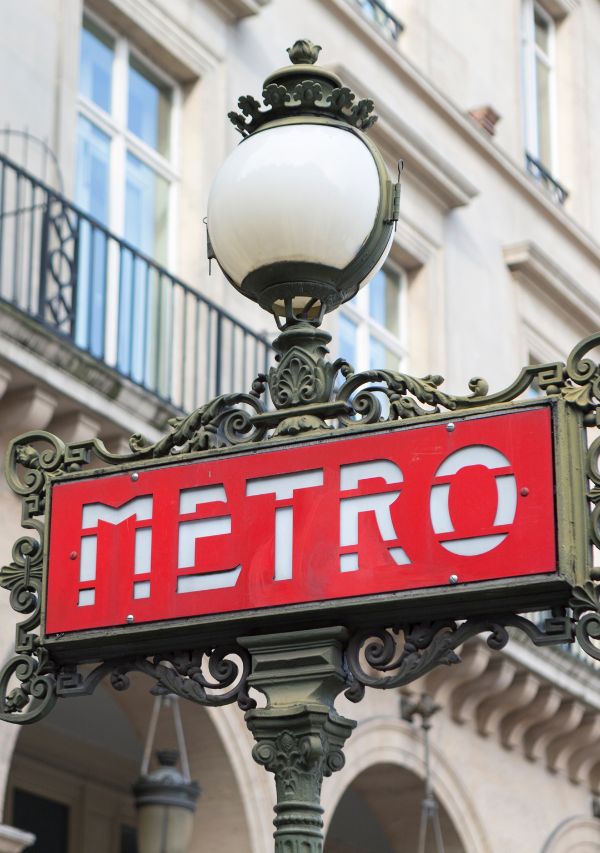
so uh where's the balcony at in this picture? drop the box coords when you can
[353,0,404,40]
[525,152,568,206]
[0,152,272,416]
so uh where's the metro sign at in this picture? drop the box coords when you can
[41,402,573,650]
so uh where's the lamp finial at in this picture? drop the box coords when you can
[287,39,322,65]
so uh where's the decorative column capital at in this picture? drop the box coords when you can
[248,705,353,791]
[238,627,356,852]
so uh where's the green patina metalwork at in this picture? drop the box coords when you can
[3,36,600,853]
[227,39,378,138]
[213,40,400,323]
[239,628,355,853]
[2,331,599,712]
[2,325,600,853]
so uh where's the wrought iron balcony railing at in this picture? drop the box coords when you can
[353,0,404,40]
[525,153,568,206]
[0,153,271,413]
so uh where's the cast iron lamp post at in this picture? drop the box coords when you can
[204,39,400,853]
[207,37,399,436]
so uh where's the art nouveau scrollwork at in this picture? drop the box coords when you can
[0,429,259,723]
[56,646,256,712]
[343,612,574,703]
[228,36,378,139]
[3,332,600,722]
[569,583,600,663]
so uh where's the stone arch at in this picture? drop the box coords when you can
[321,717,491,853]
[1,674,260,853]
[540,816,600,852]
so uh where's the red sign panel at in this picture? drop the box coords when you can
[45,407,556,635]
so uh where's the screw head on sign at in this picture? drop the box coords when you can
[69,551,77,560]
[520,487,529,497]
[131,472,139,482]
[446,423,455,432]
[126,614,135,623]
[449,574,458,584]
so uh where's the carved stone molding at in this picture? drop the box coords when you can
[0,386,57,435]
[421,638,600,792]
[0,825,36,853]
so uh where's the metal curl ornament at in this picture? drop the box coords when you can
[344,612,574,702]
[569,582,600,661]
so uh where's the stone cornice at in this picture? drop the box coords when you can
[331,64,479,210]
[504,241,600,331]
[87,0,223,78]
[0,825,36,853]
[323,0,600,268]
[420,637,600,792]
[0,307,166,440]
[213,0,270,20]
[538,0,580,20]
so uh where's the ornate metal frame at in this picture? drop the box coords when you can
[3,327,600,724]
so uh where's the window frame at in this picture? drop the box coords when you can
[77,8,181,267]
[338,261,408,372]
[521,0,558,175]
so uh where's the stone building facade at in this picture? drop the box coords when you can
[1,0,600,851]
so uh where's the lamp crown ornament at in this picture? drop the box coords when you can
[227,38,378,138]
[287,38,321,64]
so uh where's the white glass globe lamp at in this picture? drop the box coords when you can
[207,40,399,326]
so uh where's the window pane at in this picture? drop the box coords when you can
[125,151,169,261]
[339,314,358,367]
[369,336,399,371]
[535,57,551,167]
[534,10,550,54]
[128,57,171,156]
[120,824,139,853]
[368,268,400,336]
[13,788,69,853]
[76,114,110,224]
[79,19,114,113]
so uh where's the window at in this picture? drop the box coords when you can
[338,265,407,372]
[522,1,555,170]
[76,14,177,259]
[75,12,179,367]
[521,2,566,202]
[120,825,139,853]
[13,789,70,853]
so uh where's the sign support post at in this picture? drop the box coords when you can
[240,628,355,852]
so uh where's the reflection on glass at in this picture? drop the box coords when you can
[128,57,171,156]
[339,314,358,367]
[535,57,551,168]
[75,115,110,223]
[369,336,398,371]
[125,151,168,260]
[79,19,114,113]
[121,154,169,387]
[369,268,400,335]
[75,116,110,357]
